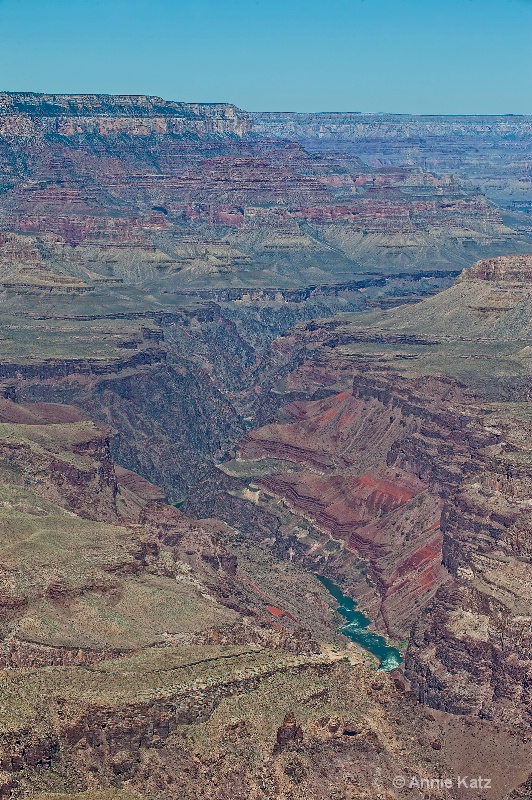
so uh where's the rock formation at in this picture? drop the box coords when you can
[200,254,532,734]
[0,93,529,798]
[0,93,527,293]
[251,111,532,210]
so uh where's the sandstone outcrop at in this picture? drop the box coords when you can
[464,252,532,283]
[0,93,251,138]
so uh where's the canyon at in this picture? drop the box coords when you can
[0,93,529,799]
[1,94,529,292]
[251,112,532,210]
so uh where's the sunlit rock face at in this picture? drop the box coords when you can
[464,253,532,283]
[0,92,252,137]
[0,93,527,294]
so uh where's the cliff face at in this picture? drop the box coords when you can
[405,398,532,727]
[251,112,532,209]
[0,401,119,521]
[465,253,532,282]
[0,93,526,291]
[0,93,251,138]
[214,370,465,640]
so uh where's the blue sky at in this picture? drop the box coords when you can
[0,0,530,113]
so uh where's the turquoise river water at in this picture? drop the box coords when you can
[317,575,402,671]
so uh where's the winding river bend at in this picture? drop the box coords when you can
[318,575,402,671]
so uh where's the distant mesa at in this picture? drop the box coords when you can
[0,91,252,138]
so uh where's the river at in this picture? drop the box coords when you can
[317,575,402,671]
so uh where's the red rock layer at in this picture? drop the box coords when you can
[238,383,451,638]
[0,93,517,284]
[236,338,532,728]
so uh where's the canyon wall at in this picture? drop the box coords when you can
[0,93,251,138]
[0,93,527,291]
[181,255,532,731]
[251,111,532,210]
